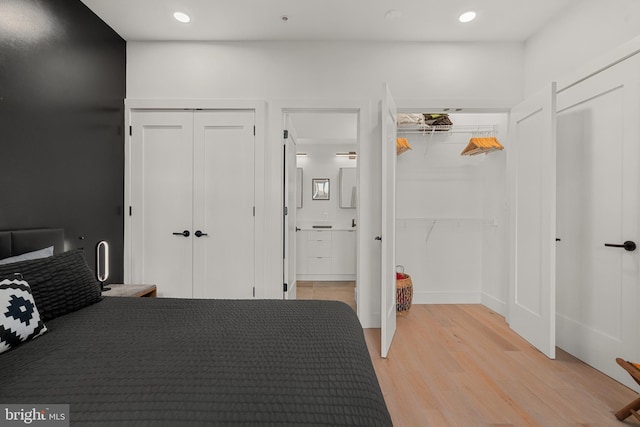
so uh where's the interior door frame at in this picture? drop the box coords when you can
[384,94,513,356]
[270,100,369,322]
[282,113,298,300]
[124,99,266,296]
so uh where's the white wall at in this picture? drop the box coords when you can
[479,115,509,314]
[128,41,523,101]
[295,144,357,229]
[524,0,640,96]
[127,40,523,326]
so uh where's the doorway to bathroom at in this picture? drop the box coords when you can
[282,109,359,312]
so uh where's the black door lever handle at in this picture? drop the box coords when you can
[172,230,190,237]
[194,230,208,237]
[604,241,636,252]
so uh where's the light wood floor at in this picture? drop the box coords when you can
[296,281,356,311]
[364,304,640,427]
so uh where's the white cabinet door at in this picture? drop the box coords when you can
[331,231,356,275]
[556,55,640,389]
[380,83,397,358]
[508,83,557,359]
[296,230,308,275]
[130,110,194,298]
[193,110,255,299]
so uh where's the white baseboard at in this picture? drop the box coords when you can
[481,292,507,316]
[412,291,481,305]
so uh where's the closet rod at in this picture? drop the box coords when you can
[397,124,498,134]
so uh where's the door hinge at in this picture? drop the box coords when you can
[253,206,256,216]
[129,126,132,136]
[283,283,288,292]
[253,286,256,298]
[129,206,132,216]
[284,206,288,216]
[253,125,256,136]
[283,129,289,139]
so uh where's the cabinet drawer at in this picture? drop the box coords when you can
[308,256,331,274]
[308,240,331,257]
[308,230,332,241]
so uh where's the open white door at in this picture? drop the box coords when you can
[283,121,297,300]
[508,83,557,359]
[380,83,397,358]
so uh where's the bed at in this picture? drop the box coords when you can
[0,229,392,426]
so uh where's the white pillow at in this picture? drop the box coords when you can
[0,277,48,353]
[0,246,54,266]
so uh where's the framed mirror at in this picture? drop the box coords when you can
[312,178,330,200]
[339,168,357,208]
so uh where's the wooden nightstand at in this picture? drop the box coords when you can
[103,284,157,298]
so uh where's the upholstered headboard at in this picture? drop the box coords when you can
[0,229,65,260]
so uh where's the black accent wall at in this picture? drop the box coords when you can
[0,0,126,282]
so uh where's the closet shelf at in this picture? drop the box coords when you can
[397,124,498,135]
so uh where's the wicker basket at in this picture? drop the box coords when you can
[396,265,413,316]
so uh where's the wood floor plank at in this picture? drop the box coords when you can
[296,280,356,311]
[365,304,640,426]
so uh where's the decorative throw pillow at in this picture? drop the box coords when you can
[0,277,47,354]
[0,246,54,266]
[0,249,101,322]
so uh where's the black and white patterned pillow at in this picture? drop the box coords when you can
[0,277,47,354]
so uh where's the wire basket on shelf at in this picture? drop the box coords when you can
[396,265,413,316]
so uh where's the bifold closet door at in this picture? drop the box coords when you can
[130,110,256,299]
[130,110,194,298]
[192,111,255,299]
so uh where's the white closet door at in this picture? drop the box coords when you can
[508,83,557,359]
[381,83,397,358]
[556,55,640,390]
[130,110,194,298]
[193,111,255,299]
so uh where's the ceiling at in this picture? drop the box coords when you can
[80,0,577,42]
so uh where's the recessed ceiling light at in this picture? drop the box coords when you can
[384,10,402,20]
[459,11,476,23]
[173,11,191,23]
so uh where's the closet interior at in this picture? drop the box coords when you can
[395,112,509,313]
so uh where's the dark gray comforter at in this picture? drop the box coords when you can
[0,297,392,426]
